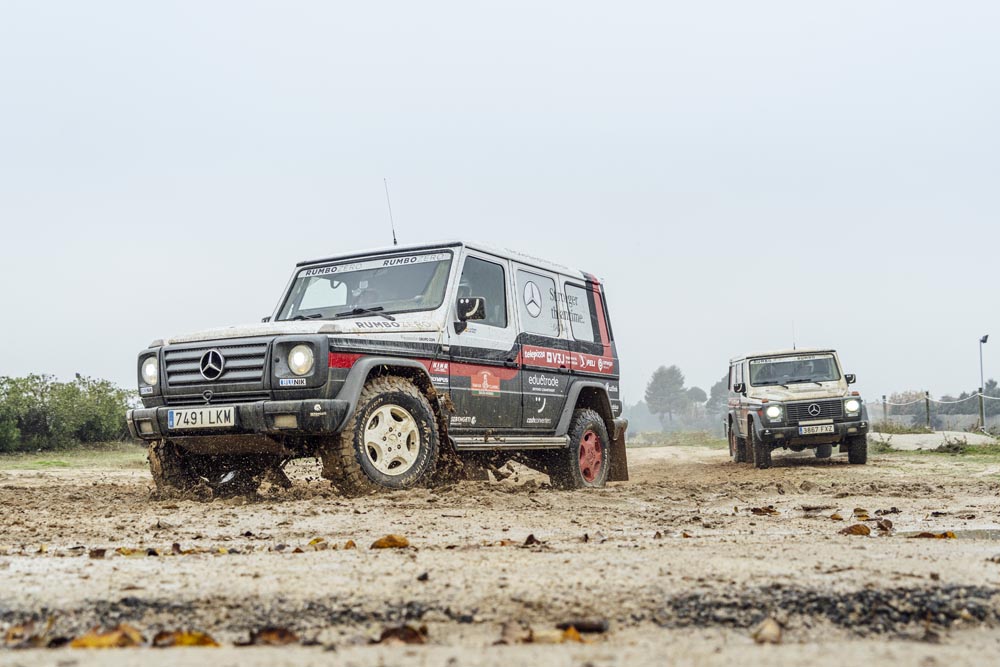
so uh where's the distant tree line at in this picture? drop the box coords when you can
[623,365,728,433]
[0,375,135,452]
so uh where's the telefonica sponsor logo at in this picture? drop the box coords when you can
[522,349,548,360]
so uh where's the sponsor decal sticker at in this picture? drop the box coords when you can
[139,386,153,395]
[279,378,308,387]
[450,415,478,426]
[471,370,501,397]
[526,416,552,425]
[301,253,450,278]
[527,374,561,394]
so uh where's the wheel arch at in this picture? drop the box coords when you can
[337,357,446,437]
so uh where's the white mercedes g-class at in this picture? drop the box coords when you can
[128,241,628,496]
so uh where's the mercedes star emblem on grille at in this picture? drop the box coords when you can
[199,349,225,381]
[807,403,822,417]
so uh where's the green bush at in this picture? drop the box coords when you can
[0,375,135,452]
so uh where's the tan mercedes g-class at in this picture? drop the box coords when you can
[726,349,869,469]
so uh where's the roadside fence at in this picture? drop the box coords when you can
[876,391,1000,431]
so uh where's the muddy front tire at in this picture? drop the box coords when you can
[321,376,439,496]
[148,440,199,495]
[550,409,611,489]
[846,435,868,464]
[749,425,772,469]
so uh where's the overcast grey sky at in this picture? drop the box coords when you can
[1,1,998,403]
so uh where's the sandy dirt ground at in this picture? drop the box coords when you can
[2,445,1000,666]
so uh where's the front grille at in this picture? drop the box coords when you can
[164,341,269,387]
[786,399,844,423]
[164,391,271,406]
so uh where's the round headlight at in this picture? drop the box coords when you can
[288,344,315,376]
[141,357,158,386]
[765,405,782,420]
[845,399,861,413]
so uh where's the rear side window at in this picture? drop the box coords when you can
[458,256,507,328]
[565,283,600,343]
[516,270,560,336]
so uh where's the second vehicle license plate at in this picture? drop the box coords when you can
[167,407,236,430]
[799,424,835,435]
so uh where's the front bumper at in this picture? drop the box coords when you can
[126,399,351,441]
[756,419,869,446]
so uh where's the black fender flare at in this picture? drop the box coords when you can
[555,380,614,436]
[335,357,435,431]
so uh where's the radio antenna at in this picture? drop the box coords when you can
[383,178,398,246]
[792,320,797,350]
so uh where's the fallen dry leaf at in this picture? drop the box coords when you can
[750,506,779,516]
[344,540,357,550]
[152,630,220,647]
[876,519,894,533]
[752,617,782,644]
[240,627,299,646]
[88,548,106,559]
[70,624,145,649]
[523,534,543,547]
[372,624,427,645]
[840,524,872,536]
[830,513,844,521]
[5,618,55,649]
[909,531,957,539]
[371,534,410,549]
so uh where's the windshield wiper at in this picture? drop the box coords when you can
[289,313,324,321]
[334,307,396,322]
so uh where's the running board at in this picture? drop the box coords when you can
[451,435,569,450]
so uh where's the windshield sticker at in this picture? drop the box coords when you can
[750,354,833,364]
[301,253,450,278]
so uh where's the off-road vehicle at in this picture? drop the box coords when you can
[128,241,628,496]
[725,348,869,468]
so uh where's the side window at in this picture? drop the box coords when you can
[729,365,735,390]
[565,283,599,343]
[516,270,559,337]
[458,256,507,328]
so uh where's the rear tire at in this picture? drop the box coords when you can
[550,409,611,489]
[847,435,868,464]
[321,376,439,496]
[729,422,748,463]
[814,444,833,459]
[749,423,771,469]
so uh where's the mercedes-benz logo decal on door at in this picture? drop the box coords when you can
[807,403,822,417]
[523,281,542,318]
[199,349,226,381]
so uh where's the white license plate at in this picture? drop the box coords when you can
[167,407,236,430]
[799,424,835,435]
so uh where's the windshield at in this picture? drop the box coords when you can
[749,354,840,386]
[277,251,453,321]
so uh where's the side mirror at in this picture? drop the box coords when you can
[733,382,746,394]
[845,374,856,385]
[457,297,487,322]
[261,316,272,323]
